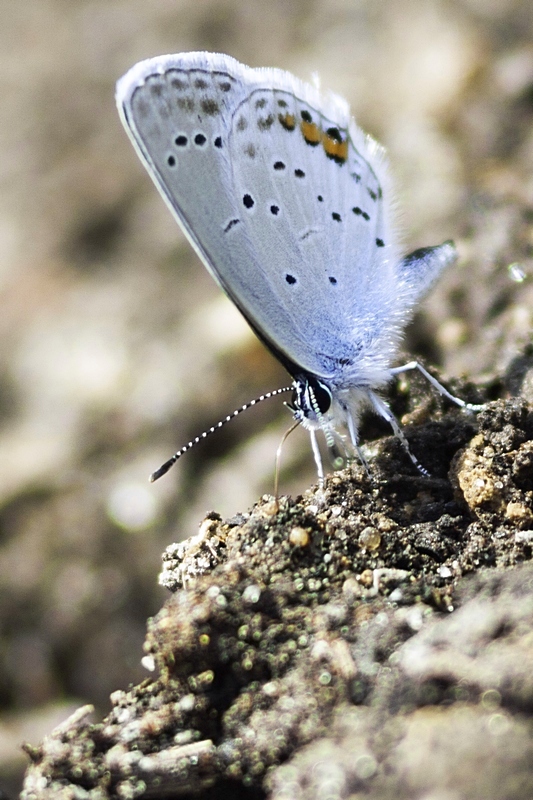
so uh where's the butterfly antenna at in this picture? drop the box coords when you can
[150,386,294,482]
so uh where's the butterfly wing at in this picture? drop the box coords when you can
[117,52,401,382]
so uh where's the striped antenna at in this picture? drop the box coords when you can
[150,386,294,482]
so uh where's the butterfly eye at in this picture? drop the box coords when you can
[291,376,332,420]
[310,378,332,414]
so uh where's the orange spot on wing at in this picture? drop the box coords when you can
[278,112,296,131]
[322,134,348,163]
[300,120,321,145]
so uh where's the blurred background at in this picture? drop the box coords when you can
[2,1,533,795]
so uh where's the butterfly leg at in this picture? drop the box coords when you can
[390,361,484,411]
[367,390,429,476]
[346,411,371,476]
[309,429,325,488]
[329,429,351,469]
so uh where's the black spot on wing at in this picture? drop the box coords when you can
[326,126,342,142]
[177,97,195,112]
[352,207,370,221]
[257,114,275,131]
[224,218,240,233]
[201,98,220,116]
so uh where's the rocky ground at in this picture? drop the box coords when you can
[2,1,533,798]
[20,389,533,798]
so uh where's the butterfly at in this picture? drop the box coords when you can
[116,52,479,486]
